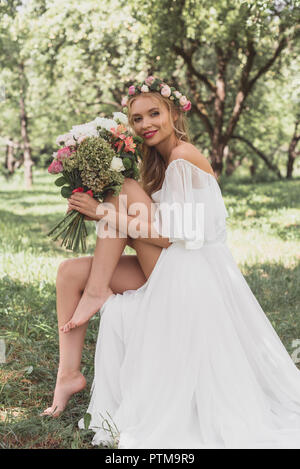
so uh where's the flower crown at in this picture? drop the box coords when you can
[121,76,192,113]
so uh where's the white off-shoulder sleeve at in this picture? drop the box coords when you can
[151,159,229,250]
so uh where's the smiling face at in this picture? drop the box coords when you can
[129,94,178,148]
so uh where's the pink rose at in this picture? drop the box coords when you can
[48,159,63,174]
[145,76,155,86]
[121,96,128,107]
[179,95,188,106]
[128,85,136,95]
[56,146,74,161]
[161,85,171,97]
[182,101,192,112]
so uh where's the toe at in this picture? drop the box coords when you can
[52,409,62,418]
[63,323,70,333]
[40,407,53,416]
[68,321,77,331]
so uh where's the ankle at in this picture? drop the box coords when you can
[57,369,82,381]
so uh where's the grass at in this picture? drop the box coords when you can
[0,167,300,449]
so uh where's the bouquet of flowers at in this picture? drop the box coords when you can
[47,112,143,252]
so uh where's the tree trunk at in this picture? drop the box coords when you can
[210,142,225,179]
[5,142,16,174]
[19,63,34,189]
[5,138,22,174]
[250,162,257,177]
[224,146,242,176]
[286,120,299,179]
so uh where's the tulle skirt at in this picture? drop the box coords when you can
[79,241,300,449]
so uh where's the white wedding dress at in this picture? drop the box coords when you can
[78,158,300,449]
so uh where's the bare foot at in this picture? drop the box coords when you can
[60,287,114,334]
[40,371,86,418]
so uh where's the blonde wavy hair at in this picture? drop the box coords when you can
[127,91,191,197]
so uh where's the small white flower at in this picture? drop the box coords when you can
[179,95,188,106]
[174,91,182,99]
[110,156,125,172]
[112,112,128,126]
[141,84,149,93]
[52,151,58,159]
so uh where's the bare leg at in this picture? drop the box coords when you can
[41,261,88,417]
[61,184,132,333]
[60,235,126,333]
[41,252,147,417]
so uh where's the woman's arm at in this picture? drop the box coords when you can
[96,207,172,249]
[67,192,172,249]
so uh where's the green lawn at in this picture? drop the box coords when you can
[0,168,299,449]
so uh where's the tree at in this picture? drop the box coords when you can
[0,0,34,188]
[1,0,299,184]
[229,45,300,179]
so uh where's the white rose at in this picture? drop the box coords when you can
[64,136,77,146]
[71,122,98,139]
[93,117,118,132]
[56,133,71,146]
[179,95,188,106]
[110,156,125,172]
[112,112,128,126]
[77,136,87,144]
[174,91,182,99]
[141,84,149,93]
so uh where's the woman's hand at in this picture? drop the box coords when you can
[66,193,101,221]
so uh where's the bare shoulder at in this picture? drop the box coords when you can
[169,143,215,176]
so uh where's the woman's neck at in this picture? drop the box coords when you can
[154,133,180,165]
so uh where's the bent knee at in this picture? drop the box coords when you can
[56,258,76,283]
[122,177,141,193]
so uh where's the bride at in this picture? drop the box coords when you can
[42,76,300,449]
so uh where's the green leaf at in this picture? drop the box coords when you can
[123,157,132,169]
[84,412,92,430]
[120,152,133,159]
[61,186,73,198]
[134,136,144,144]
[55,176,67,187]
